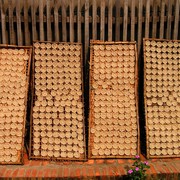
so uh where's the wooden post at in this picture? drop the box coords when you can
[39,0,44,41]
[84,0,89,69]
[77,0,82,42]
[0,0,7,44]
[145,0,150,38]
[92,0,97,40]
[115,0,120,41]
[46,0,52,41]
[70,0,74,42]
[16,0,22,45]
[31,0,37,41]
[159,0,165,39]
[100,0,105,41]
[8,0,15,44]
[137,0,143,56]
[54,0,59,42]
[152,0,158,38]
[24,0,30,45]
[62,0,67,42]
[131,0,135,41]
[123,0,128,41]
[173,0,179,40]
[166,0,172,39]
[108,0,113,41]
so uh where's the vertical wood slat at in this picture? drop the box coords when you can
[145,0,150,38]
[159,0,165,39]
[108,0,113,41]
[152,0,158,38]
[0,0,7,44]
[84,0,89,68]
[123,0,128,41]
[54,0,59,42]
[8,0,15,44]
[69,0,74,42]
[130,0,135,41]
[137,0,143,55]
[100,0,105,41]
[173,0,180,40]
[77,0,81,42]
[46,0,52,41]
[16,0,22,45]
[24,0,30,45]
[92,0,97,40]
[31,0,37,41]
[115,0,120,41]
[62,0,67,42]
[39,0,44,41]
[166,0,172,39]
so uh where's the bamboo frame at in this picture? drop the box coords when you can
[88,40,140,159]
[143,38,180,159]
[0,44,32,164]
[29,41,86,161]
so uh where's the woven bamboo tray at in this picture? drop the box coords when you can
[29,41,86,161]
[143,38,180,159]
[88,40,140,159]
[0,45,32,164]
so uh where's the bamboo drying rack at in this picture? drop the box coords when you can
[143,38,180,159]
[29,41,86,161]
[88,40,140,159]
[0,45,32,164]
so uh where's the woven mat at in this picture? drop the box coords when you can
[89,41,139,158]
[0,46,31,164]
[144,38,180,158]
[30,42,86,161]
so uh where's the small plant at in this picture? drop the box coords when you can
[126,155,150,180]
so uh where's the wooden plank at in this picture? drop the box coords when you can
[100,0,105,41]
[159,0,165,39]
[16,0,22,45]
[173,0,179,40]
[54,0,59,42]
[24,0,30,45]
[69,0,74,42]
[108,0,113,41]
[8,0,15,44]
[145,0,150,38]
[137,0,143,55]
[166,0,172,39]
[84,0,89,68]
[152,0,158,38]
[92,0,97,39]
[0,0,7,44]
[61,0,67,42]
[123,0,128,41]
[130,0,135,41]
[46,0,52,41]
[115,0,120,41]
[77,0,81,42]
[39,0,44,41]
[31,0,37,41]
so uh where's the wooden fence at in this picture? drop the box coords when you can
[0,0,179,66]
